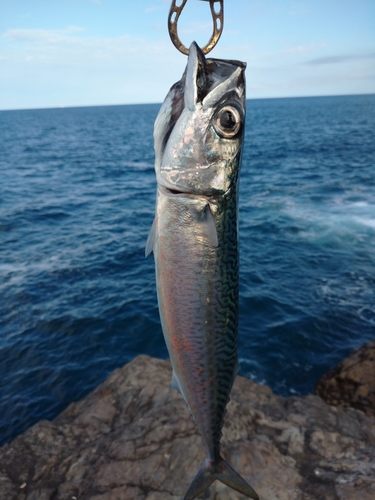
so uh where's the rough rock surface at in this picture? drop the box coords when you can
[1,355,375,500]
[315,341,375,417]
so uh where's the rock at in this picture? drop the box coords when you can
[0,355,374,500]
[315,341,375,417]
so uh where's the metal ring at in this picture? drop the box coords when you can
[168,0,224,55]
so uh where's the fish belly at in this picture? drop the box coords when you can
[155,189,238,460]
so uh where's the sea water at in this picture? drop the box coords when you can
[1,94,374,445]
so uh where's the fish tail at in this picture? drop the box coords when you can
[183,459,214,500]
[184,457,259,500]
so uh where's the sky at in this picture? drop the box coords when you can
[1,0,374,110]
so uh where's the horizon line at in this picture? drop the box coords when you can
[1,92,374,113]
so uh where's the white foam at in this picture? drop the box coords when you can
[0,256,65,287]
[354,217,375,229]
[280,197,375,245]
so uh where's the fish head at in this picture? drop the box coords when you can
[154,42,246,196]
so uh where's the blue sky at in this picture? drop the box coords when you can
[1,0,374,110]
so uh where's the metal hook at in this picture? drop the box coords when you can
[168,0,224,55]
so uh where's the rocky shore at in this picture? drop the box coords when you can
[315,341,375,418]
[1,346,375,500]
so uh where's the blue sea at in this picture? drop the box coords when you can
[1,94,374,446]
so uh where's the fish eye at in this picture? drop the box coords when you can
[213,105,241,138]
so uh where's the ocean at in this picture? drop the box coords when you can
[1,94,374,446]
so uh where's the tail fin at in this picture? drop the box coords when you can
[184,457,259,500]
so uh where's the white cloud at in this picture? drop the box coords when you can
[3,26,86,43]
[0,27,187,109]
[145,6,163,14]
[304,52,375,65]
[218,41,327,66]
[0,25,374,109]
[145,0,170,14]
[1,27,175,68]
[289,2,310,16]
[178,21,212,36]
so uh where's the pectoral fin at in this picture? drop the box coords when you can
[171,370,182,394]
[201,205,218,247]
[145,217,157,257]
[171,370,190,408]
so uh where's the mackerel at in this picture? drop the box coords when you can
[146,42,258,500]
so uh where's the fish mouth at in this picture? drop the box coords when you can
[160,185,191,196]
[158,165,230,197]
[165,188,185,195]
[159,185,221,202]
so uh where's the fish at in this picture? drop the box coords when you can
[146,42,258,500]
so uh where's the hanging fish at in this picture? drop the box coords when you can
[146,41,258,500]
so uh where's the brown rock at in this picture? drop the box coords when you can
[315,341,375,417]
[1,355,375,500]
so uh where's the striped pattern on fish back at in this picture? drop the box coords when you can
[208,175,239,458]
